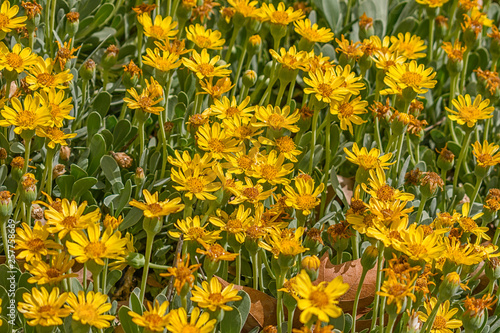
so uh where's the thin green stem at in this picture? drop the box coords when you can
[448,75,459,143]
[2,218,9,258]
[460,49,470,93]
[415,195,428,224]
[428,16,435,63]
[351,233,359,260]
[308,108,319,174]
[138,119,146,168]
[370,243,385,332]
[484,118,491,142]
[260,248,276,280]
[231,40,248,98]
[385,313,397,333]
[286,76,297,106]
[225,25,242,63]
[453,129,472,194]
[102,258,109,293]
[374,118,384,153]
[23,135,32,174]
[276,268,287,333]
[252,251,259,290]
[236,247,242,285]
[441,168,448,211]
[159,75,173,179]
[351,269,368,333]
[320,111,331,218]
[39,147,55,198]
[139,231,155,303]
[470,176,484,207]
[275,80,287,107]
[49,0,57,56]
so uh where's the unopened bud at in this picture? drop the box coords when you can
[52,164,66,179]
[438,272,461,301]
[79,59,96,81]
[123,60,142,88]
[134,167,145,186]
[21,173,37,203]
[164,121,174,133]
[59,146,71,161]
[242,70,257,87]
[31,203,43,220]
[102,45,119,70]
[0,147,6,160]
[361,245,378,271]
[437,145,454,171]
[420,172,444,198]
[65,11,80,37]
[301,255,320,281]
[112,152,133,168]
[10,156,24,181]
[0,191,14,217]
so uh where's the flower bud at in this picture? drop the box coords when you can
[127,252,145,269]
[21,173,37,203]
[269,23,287,42]
[164,121,174,133]
[59,146,71,161]
[301,255,320,281]
[437,145,454,171]
[112,151,133,169]
[0,147,6,161]
[485,257,500,280]
[79,59,96,81]
[420,172,444,198]
[143,217,162,236]
[134,167,145,186]
[303,227,323,255]
[0,191,14,218]
[242,70,257,87]
[53,164,66,179]
[217,7,234,33]
[438,272,461,302]
[358,13,374,40]
[361,245,378,271]
[103,214,123,230]
[31,203,43,220]
[248,35,262,57]
[102,45,119,70]
[407,310,423,333]
[65,11,80,37]
[122,60,142,89]
[435,15,448,40]
[10,156,24,181]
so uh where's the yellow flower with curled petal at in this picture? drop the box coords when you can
[362,167,415,202]
[210,96,253,120]
[294,19,334,43]
[303,68,347,104]
[183,48,231,80]
[15,221,62,262]
[229,177,275,205]
[258,135,302,162]
[37,89,74,127]
[269,46,308,71]
[18,287,71,327]
[0,42,37,72]
[344,143,394,171]
[25,253,76,285]
[392,224,446,263]
[254,105,301,132]
[66,291,115,329]
[377,271,417,314]
[26,57,73,91]
[123,78,164,115]
[382,60,437,96]
[36,127,76,149]
[210,205,253,243]
[167,307,216,333]
[389,32,427,59]
[330,94,368,135]
[186,24,225,49]
[0,1,26,33]
[416,0,450,8]
[142,47,181,72]
[259,227,308,258]
[248,150,294,185]
[0,94,51,135]
[128,300,170,332]
[138,13,178,40]
[258,2,304,26]
[445,94,494,128]
[169,215,222,244]
[171,166,221,201]
[228,0,259,18]
[196,122,242,160]
[191,277,242,311]
[458,202,490,241]
[129,189,185,218]
[282,177,324,215]
[418,298,463,332]
[293,269,349,324]
[472,140,500,167]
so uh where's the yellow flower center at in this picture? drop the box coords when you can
[157,58,174,70]
[458,106,482,122]
[186,177,204,193]
[433,316,447,329]
[304,28,321,41]
[225,106,240,117]
[57,47,71,60]
[27,238,46,251]
[477,153,494,165]
[271,11,289,24]
[0,13,10,29]
[208,292,224,304]
[195,36,212,48]
[5,53,23,68]
[459,217,478,232]
[187,227,205,240]
[197,63,215,76]
[259,165,278,180]
[309,290,330,308]
[226,219,243,232]
[46,268,62,278]
[180,325,200,333]
[175,266,193,283]
[148,203,163,214]
[61,216,78,228]
[388,230,403,242]
[358,155,378,169]
[84,242,107,258]
[275,136,295,153]
[75,304,98,323]
[208,138,225,153]
[242,187,260,200]
[50,103,62,119]
[235,125,252,138]
[280,239,301,255]
[407,244,427,257]
[317,83,334,97]
[401,72,422,86]
[139,96,153,109]
[39,305,57,316]
[149,25,165,38]
[16,110,37,129]
[338,102,354,118]
[296,194,317,210]
[37,73,56,87]
[268,114,285,129]
[143,313,164,326]
[206,244,226,259]
[237,155,253,170]
[376,185,395,201]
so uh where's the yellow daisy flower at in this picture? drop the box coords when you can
[37,89,74,127]
[66,223,129,266]
[389,32,427,59]
[196,241,239,261]
[124,78,164,115]
[282,177,325,215]
[55,39,81,70]
[368,198,413,229]
[160,254,201,293]
[44,198,101,239]
[210,205,253,243]
[303,68,347,104]
[335,64,366,96]
[260,227,308,258]
[142,47,181,72]
[0,94,51,135]
[199,77,234,100]
[222,146,259,175]
[171,166,222,200]
[293,269,349,324]
[254,105,301,132]
[15,221,62,262]
[228,0,260,18]
[258,135,302,162]
[371,50,407,71]
[330,94,368,134]
[269,46,309,71]
[377,272,417,314]
[472,140,500,167]
[459,202,489,240]
[66,291,115,329]
[258,2,305,26]
[26,57,73,91]
[446,94,494,127]
[182,48,231,80]
[0,42,37,73]
[416,0,450,7]
[248,150,294,185]
[344,143,394,171]
[366,223,406,248]
[167,307,216,333]
[210,96,253,120]
[441,237,483,267]
[24,253,76,285]
[167,150,215,172]
[169,215,222,244]
[294,19,334,43]
[129,300,170,332]
[0,1,27,32]
[186,24,225,49]
[392,224,446,263]
[418,298,462,333]
[336,35,364,60]
[196,122,242,159]
[129,189,185,218]
[191,277,242,312]
[229,177,275,205]
[36,127,77,149]
[222,115,263,144]
[462,7,493,37]
[18,287,71,327]
[138,13,178,40]
[441,41,466,61]
[362,167,415,202]
[383,60,437,96]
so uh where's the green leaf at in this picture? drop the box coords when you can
[120,207,143,231]
[10,142,24,154]
[72,177,98,201]
[105,270,122,294]
[114,179,132,216]
[56,175,76,199]
[430,129,447,145]
[0,132,9,154]
[78,0,100,18]
[69,163,88,180]
[129,288,144,314]
[397,156,411,188]
[386,1,408,34]
[87,111,102,145]
[101,155,124,194]
[118,306,141,333]
[233,290,251,330]
[0,165,7,186]
[19,272,36,291]
[394,16,418,35]
[94,91,112,117]
[220,307,242,333]
[94,3,114,26]
[315,0,341,32]
[113,119,132,150]
[87,134,106,176]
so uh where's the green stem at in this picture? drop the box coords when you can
[351,233,359,260]
[159,75,172,179]
[351,269,368,333]
[235,246,242,285]
[23,134,33,174]
[139,230,155,304]
[276,268,287,333]
[308,108,319,174]
[385,313,397,333]
[260,248,276,280]
[441,168,448,211]
[407,136,416,166]
[138,119,146,168]
[83,265,87,291]
[320,111,331,218]
[493,226,500,245]
[428,16,435,63]
[453,128,472,195]
[287,307,295,333]
[460,49,470,93]
[39,147,55,198]
[392,132,405,183]
[2,218,9,258]
[448,74,459,143]
[149,263,172,270]
[344,0,352,26]
[238,85,250,104]
[470,176,484,207]
[374,118,384,153]
[231,40,248,98]
[370,243,385,332]
[225,25,242,63]
[415,195,428,224]
[102,258,109,293]
[137,26,144,67]
[484,118,491,142]
[49,0,57,56]
[252,251,259,290]
[286,75,297,106]
[102,70,109,91]
[275,79,287,107]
